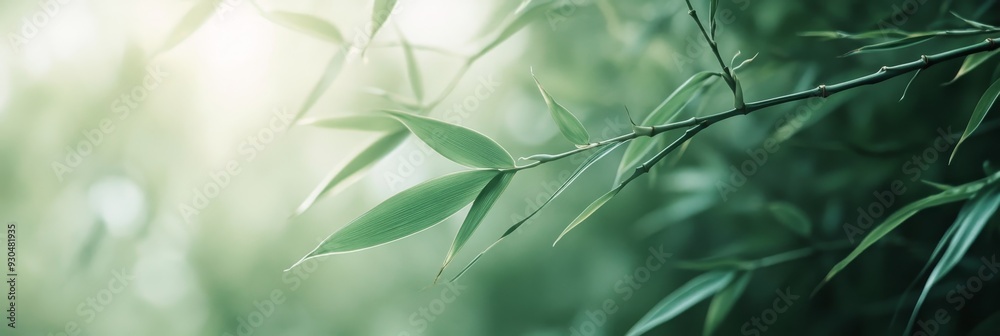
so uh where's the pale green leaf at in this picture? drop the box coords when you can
[704,271,752,336]
[767,202,812,237]
[158,0,217,54]
[293,48,348,123]
[475,0,552,58]
[945,49,1000,85]
[399,33,424,102]
[532,71,590,145]
[709,0,720,37]
[950,76,1000,163]
[370,0,399,43]
[292,130,409,217]
[815,171,1000,291]
[625,271,736,336]
[290,170,498,268]
[842,35,935,56]
[298,114,401,132]
[262,11,345,44]
[616,72,717,183]
[434,171,515,282]
[382,110,515,168]
[554,184,625,245]
[905,185,1000,335]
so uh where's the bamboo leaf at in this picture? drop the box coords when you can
[767,202,813,238]
[293,48,349,123]
[532,71,590,146]
[616,72,718,183]
[904,185,1000,335]
[950,11,998,30]
[475,0,552,58]
[434,171,515,283]
[554,183,625,245]
[703,271,753,336]
[398,31,424,102]
[447,142,625,281]
[815,171,1000,292]
[382,110,515,168]
[625,271,736,336]
[298,114,401,131]
[158,0,217,54]
[950,76,1000,163]
[842,35,935,57]
[290,169,498,268]
[709,0,720,38]
[798,29,910,40]
[944,49,1000,85]
[370,0,399,44]
[292,130,409,217]
[262,11,344,44]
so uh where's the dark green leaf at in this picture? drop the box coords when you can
[290,169,498,268]
[945,49,1000,84]
[158,0,217,54]
[292,130,409,217]
[533,71,590,146]
[842,35,935,57]
[905,185,1000,335]
[951,11,998,30]
[950,76,1000,163]
[625,271,736,336]
[704,271,752,336]
[381,110,515,168]
[767,202,812,237]
[434,171,515,282]
[298,114,401,132]
[262,11,344,44]
[969,311,1000,336]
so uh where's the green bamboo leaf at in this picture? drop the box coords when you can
[949,76,1000,163]
[814,171,1000,292]
[262,11,345,44]
[944,49,1000,85]
[709,0,720,38]
[625,271,736,336]
[370,0,399,44]
[475,0,552,59]
[767,202,812,238]
[921,179,954,191]
[950,11,998,30]
[447,142,625,281]
[293,48,348,123]
[382,110,515,168]
[157,0,217,54]
[292,130,409,217]
[969,311,1000,336]
[532,71,590,146]
[399,32,424,102]
[298,114,401,131]
[554,183,625,245]
[434,171,515,283]
[889,222,959,329]
[616,72,718,183]
[703,271,753,336]
[798,29,909,40]
[842,35,935,57]
[904,185,1000,335]
[290,169,497,268]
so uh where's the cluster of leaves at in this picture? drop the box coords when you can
[151,0,1000,334]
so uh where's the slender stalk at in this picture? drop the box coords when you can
[684,0,736,92]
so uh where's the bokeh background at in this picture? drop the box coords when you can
[2,0,1000,335]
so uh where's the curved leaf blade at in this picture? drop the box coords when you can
[532,72,590,145]
[704,271,753,336]
[298,114,401,132]
[905,185,1000,335]
[293,48,349,123]
[950,76,1000,163]
[158,0,217,54]
[370,0,399,43]
[842,35,935,57]
[399,33,425,102]
[434,171,516,282]
[262,11,345,44]
[554,184,625,245]
[476,0,552,58]
[292,130,409,217]
[625,271,736,336]
[290,169,498,268]
[382,110,515,168]
[944,49,1000,84]
[767,202,812,238]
